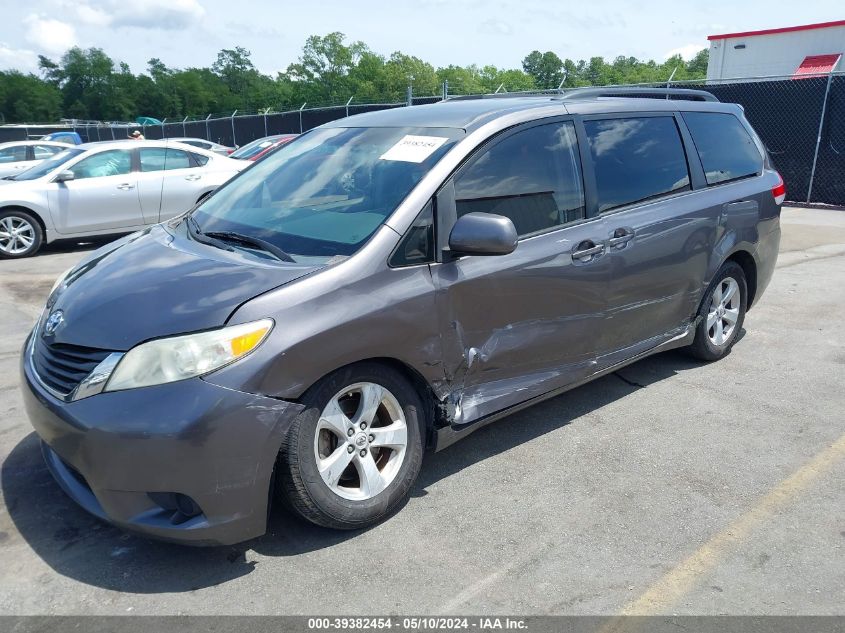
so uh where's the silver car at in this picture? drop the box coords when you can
[167,138,236,156]
[0,140,246,258]
[0,141,71,179]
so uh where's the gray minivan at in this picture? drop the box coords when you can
[21,88,783,545]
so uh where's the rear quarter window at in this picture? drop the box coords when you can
[584,116,690,213]
[682,112,763,186]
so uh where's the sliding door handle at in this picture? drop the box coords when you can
[572,242,604,262]
[608,228,634,248]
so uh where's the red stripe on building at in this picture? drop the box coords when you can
[708,19,845,41]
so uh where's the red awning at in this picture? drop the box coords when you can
[792,54,842,79]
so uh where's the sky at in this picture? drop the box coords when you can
[1,0,843,76]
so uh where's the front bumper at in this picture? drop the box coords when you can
[21,334,304,545]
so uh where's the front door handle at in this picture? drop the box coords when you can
[608,227,634,248]
[116,183,135,190]
[572,241,604,262]
[184,174,202,181]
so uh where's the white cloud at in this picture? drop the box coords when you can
[23,15,78,55]
[663,43,707,61]
[74,4,112,27]
[68,0,205,30]
[478,18,513,36]
[0,43,39,72]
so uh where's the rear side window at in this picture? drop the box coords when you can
[0,146,27,163]
[140,148,193,172]
[33,145,62,159]
[584,117,690,213]
[682,112,763,185]
[455,121,585,237]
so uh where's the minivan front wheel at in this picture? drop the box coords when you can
[276,362,425,529]
[688,261,747,361]
[0,210,42,259]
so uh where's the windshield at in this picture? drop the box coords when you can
[12,148,85,180]
[192,126,463,263]
[231,136,287,160]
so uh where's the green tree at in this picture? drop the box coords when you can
[522,51,564,88]
[1,33,711,123]
[0,71,62,122]
[284,32,370,104]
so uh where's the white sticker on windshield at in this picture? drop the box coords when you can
[379,135,449,163]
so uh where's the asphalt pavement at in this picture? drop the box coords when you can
[0,207,842,616]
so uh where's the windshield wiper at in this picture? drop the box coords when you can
[185,215,234,252]
[204,231,296,263]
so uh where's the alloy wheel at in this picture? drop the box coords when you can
[707,276,740,346]
[313,382,408,501]
[0,216,35,255]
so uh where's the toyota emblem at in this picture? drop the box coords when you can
[44,310,64,336]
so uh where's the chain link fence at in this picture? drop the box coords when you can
[2,73,843,205]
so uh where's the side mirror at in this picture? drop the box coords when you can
[54,170,75,183]
[448,212,518,256]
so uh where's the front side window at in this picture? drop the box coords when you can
[390,200,434,267]
[71,150,132,179]
[0,146,27,163]
[192,126,463,263]
[140,148,193,172]
[682,112,763,185]
[454,121,585,237]
[585,116,690,213]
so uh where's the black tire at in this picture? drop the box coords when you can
[275,362,425,529]
[0,209,43,259]
[687,261,747,361]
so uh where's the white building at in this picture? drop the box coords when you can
[706,20,845,81]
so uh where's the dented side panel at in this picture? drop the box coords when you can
[597,191,720,366]
[431,217,609,425]
[210,227,447,400]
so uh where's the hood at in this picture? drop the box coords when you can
[46,225,319,350]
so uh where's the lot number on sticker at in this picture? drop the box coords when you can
[380,135,449,163]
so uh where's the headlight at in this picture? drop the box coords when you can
[48,266,73,298]
[105,319,273,391]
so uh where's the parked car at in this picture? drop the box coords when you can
[21,88,783,545]
[168,137,236,156]
[0,140,245,258]
[230,134,299,161]
[41,131,84,145]
[0,141,72,179]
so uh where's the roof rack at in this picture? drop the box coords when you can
[443,92,557,101]
[559,87,719,102]
[441,87,719,103]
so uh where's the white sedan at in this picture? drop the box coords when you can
[0,141,71,179]
[0,140,247,258]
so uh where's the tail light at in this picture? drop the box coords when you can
[772,172,786,205]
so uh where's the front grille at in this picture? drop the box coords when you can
[32,338,113,397]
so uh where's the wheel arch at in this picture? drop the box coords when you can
[0,204,48,238]
[726,250,758,309]
[304,356,442,451]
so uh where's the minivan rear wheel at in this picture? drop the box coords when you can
[0,209,42,259]
[275,362,425,529]
[687,261,747,361]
